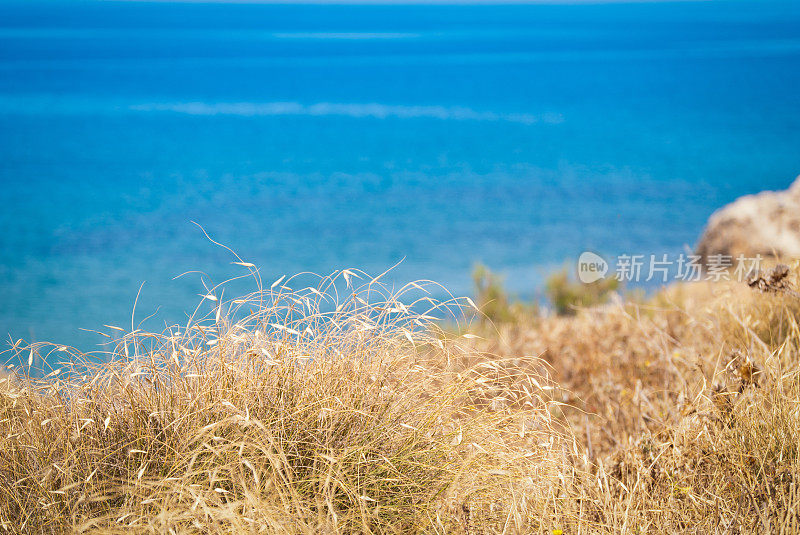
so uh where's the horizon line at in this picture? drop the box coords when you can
[65,0,734,5]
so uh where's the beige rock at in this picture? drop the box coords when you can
[696,176,800,261]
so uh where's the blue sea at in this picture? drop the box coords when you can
[1,0,799,351]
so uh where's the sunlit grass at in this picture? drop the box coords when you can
[2,262,800,533]
[0,269,558,533]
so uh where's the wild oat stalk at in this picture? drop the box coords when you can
[0,269,557,534]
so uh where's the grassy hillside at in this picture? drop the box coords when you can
[1,264,799,533]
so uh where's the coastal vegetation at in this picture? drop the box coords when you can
[1,263,799,533]
[471,263,619,320]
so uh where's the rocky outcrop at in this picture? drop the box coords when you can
[696,176,800,261]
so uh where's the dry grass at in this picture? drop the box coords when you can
[0,270,559,534]
[2,262,800,533]
[474,261,800,532]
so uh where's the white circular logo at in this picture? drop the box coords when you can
[577,251,608,283]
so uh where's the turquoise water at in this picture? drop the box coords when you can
[1,0,799,351]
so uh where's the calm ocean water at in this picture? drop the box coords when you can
[0,0,799,351]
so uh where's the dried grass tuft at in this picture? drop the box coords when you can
[3,262,800,533]
[0,269,558,534]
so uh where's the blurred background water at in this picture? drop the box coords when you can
[0,0,799,351]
